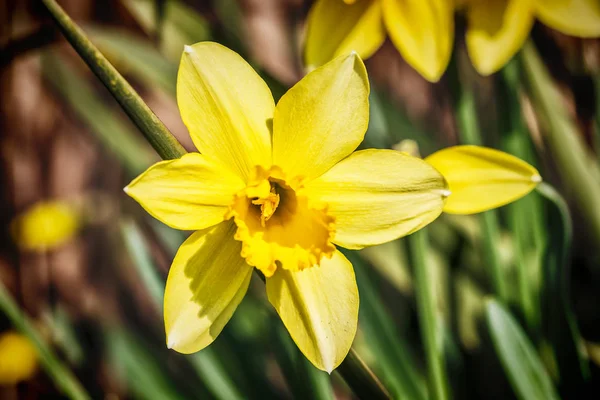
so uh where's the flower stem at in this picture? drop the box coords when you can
[336,348,391,400]
[0,281,89,400]
[408,229,449,400]
[40,0,185,161]
[451,57,508,304]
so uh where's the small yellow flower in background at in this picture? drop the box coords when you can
[11,201,81,251]
[305,0,600,81]
[464,0,600,76]
[125,42,450,372]
[0,331,38,385]
[425,145,542,214]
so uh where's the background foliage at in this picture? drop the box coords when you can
[1,0,599,399]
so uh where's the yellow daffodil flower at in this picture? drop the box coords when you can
[305,0,453,82]
[305,0,600,81]
[0,331,38,385]
[464,0,600,76]
[11,201,80,251]
[425,145,542,214]
[125,42,450,372]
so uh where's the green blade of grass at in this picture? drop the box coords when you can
[536,183,590,388]
[272,316,335,400]
[407,229,449,400]
[0,281,89,400]
[346,251,428,400]
[485,299,560,400]
[521,41,600,245]
[449,53,508,304]
[41,0,185,161]
[41,51,156,176]
[106,329,193,400]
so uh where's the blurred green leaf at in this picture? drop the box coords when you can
[345,251,428,400]
[106,329,191,400]
[0,281,89,400]
[498,57,546,332]
[537,183,590,389]
[485,300,560,400]
[88,26,177,95]
[522,41,600,245]
[41,52,156,176]
[123,0,211,62]
[272,316,335,400]
[359,241,412,296]
[408,230,450,400]
[449,51,508,304]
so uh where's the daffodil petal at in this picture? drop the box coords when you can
[177,42,274,181]
[535,0,600,37]
[273,53,369,181]
[425,145,542,215]
[381,0,454,82]
[165,221,253,354]
[465,0,535,76]
[125,153,244,231]
[302,149,448,249]
[266,250,358,372]
[305,0,385,68]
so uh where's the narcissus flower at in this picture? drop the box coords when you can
[305,0,600,81]
[11,201,80,251]
[0,331,38,385]
[125,42,450,372]
[464,0,600,75]
[425,145,542,214]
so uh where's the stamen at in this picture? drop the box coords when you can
[251,183,280,227]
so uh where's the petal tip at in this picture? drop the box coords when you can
[183,44,194,54]
[123,186,130,194]
[440,189,452,198]
[531,174,542,183]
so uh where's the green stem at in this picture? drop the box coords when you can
[336,348,391,400]
[0,281,89,400]
[452,59,508,303]
[40,0,185,161]
[408,229,448,400]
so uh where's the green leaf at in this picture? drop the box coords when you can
[41,52,156,176]
[88,26,177,95]
[537,183,590,389]
[106,329,192,400]
[485,300,560,400]
[345,251,428,400]
[272,316,335,400]
[123,0,211,63]
[522,41,600,245]
[0,281,89,400]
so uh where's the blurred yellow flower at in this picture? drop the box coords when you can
[125,42,449,371]
[305,0,453,82]
[305,0,600,81]
[11,201,80,251]
[425,145,542,214]
[0,331,38,386]
[464,0,600,75]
